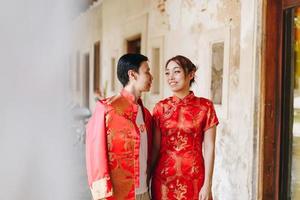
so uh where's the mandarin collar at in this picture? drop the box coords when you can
[172,91,195,104]
[120,89,139,105]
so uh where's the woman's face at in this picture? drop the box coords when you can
[165,61,193,93]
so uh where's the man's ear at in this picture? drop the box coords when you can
[128,70,136,80]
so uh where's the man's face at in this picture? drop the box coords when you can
[134,61,153,92]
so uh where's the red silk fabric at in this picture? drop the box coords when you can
[151,91,219,200]
[86,90,152,200]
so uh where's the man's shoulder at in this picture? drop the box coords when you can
[98,95,132,113]
[93,100,108,115]
[94,95,119,111]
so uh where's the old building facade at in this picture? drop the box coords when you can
[70,0,300,199]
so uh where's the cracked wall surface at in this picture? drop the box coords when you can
[72,0,261,199]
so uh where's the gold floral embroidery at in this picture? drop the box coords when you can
[161,184,168,200]
[110,167,134,200]
[124,135,135,151]
[152,92,219,200]
[191,165,199,174]
[174,132,188,151]
[173,179,188,200]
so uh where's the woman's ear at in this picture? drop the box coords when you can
[189,71,195,80]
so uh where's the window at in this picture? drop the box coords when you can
[94,41,100,92]
[111,57,116,92]
[211,42,224,105]
[76,51,80,91]
[127,36,141,53]
[151,48,160,94]
[83,53,90,108]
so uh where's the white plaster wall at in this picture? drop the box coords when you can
[150,1,260,199]
[102,0,150,98]
[101,0,123,98]
[71,0,262,199]
[71,2,102,111]
[70,4,103,200]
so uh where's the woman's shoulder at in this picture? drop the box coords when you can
[190,96,215,109]
[196,96,213,104]
[153,96,173,113]
[155,96,173,106]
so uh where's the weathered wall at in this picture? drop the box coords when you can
[154,1,256,199]
[71,0,262,199]
[71,1,102,110]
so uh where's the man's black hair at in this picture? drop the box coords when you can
[117,53,148,87]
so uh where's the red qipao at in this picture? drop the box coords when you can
[86,90,153,200]
[151,91,219,200]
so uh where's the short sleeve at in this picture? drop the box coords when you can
[203,101,219,132]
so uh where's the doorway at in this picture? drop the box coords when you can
[127,36,141,53]
[262,0,300,199]
[281,6,300,199]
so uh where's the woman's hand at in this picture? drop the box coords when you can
[198,183,212,200]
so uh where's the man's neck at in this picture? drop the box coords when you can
[123,85,141,103]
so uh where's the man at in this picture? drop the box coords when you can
[86,53,153,200]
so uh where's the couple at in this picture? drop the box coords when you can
[86,53,219,200]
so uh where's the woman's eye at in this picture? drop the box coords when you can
[165,72,169,76]
[175,71,181,74]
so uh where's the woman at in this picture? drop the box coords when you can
[151,55,219,200]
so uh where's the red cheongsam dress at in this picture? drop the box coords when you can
[151,91,219,200]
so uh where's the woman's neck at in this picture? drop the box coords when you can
[173,90,190,99]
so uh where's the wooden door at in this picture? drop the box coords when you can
[262,0,300,199]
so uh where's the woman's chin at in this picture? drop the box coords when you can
[169,86,180,92]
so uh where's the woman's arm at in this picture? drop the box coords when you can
[199,125,217,200]
[150,124,161,173]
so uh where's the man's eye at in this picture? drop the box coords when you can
[165,72,169,75]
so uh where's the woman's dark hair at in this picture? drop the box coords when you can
[165,55,197,86]
[117,53,148,87]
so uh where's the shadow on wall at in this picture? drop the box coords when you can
[0,0,93,200]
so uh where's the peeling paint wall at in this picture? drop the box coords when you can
[71,2,102,110]
[71,0,261,199]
